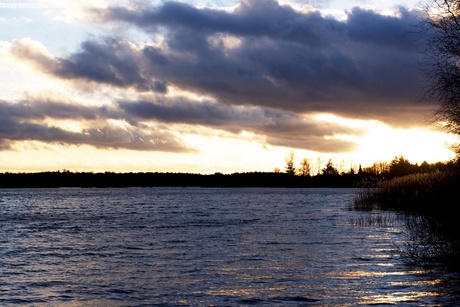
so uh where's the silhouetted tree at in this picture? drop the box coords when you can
[321,159,339,175]
[315,157,323,175]
[420,160,431,173]
[285,151,296,175]
[298,158,311,176]
[389,155,416,177]
[363,161,390,177]
[423,0,460,150]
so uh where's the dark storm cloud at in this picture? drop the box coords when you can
[11,0,429,126]
[89,0,427,123]
[7,0,433,152]
[10,38,169,93]
[55,38,168,93]
[0,99,193,152]
[100,0,336,46]
[118,99,361,152]
[0,98,101,120]
[0,95,357,153]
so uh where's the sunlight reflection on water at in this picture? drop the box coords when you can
[0,187,459,306]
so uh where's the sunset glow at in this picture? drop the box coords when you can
[0,0,457,174]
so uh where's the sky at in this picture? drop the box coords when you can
[0,0,457,174]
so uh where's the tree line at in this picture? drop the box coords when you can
[280,151,454,179]
[0,155,453,188]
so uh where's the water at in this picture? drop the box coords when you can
[0,187,459,306]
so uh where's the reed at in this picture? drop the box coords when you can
[401,212,460,269]
[348,212,398,227]
[353,169,459,211]
[353,168,460,269]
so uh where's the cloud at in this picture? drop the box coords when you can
[16,0,426,125]
[118,98,362,152]
[0,99,194,152]
[5,0,435,154]
[0,98,100,120]
[10,38,56,70]
[0,2,62,9]
[0,94,360,153]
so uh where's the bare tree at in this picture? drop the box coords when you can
[298,158,311,176]
[423,0,460,143]
[314,157,323,175]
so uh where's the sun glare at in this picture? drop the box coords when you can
[356,124,456,165]
[312,113,457,167]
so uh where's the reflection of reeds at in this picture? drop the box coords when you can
[348,212,398,227]
[353,169,460,270]
[402,213,460,270]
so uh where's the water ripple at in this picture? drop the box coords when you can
[0,187,459,306]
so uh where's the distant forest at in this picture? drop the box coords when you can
[0,156,454,188]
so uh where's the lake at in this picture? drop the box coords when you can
[0,187,459,306]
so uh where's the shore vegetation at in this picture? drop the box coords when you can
[0,155,452,188]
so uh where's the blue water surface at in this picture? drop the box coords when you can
[0,187,459,306]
